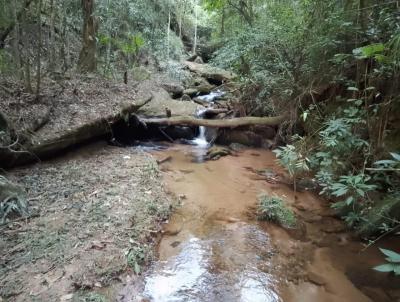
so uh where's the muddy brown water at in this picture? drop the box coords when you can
[119,144,400,302]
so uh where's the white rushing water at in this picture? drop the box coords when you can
[192,126,209,148]
[192,108,209,148]
[196,90,225,103]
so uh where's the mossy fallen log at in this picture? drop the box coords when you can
[0,96,152,168]
[141,115,285,128]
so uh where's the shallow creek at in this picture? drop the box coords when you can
[119,144,399,302]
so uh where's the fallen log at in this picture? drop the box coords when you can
[0,96,152,168]
[141,115,285,128]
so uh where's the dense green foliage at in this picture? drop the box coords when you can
[203,0,400,239]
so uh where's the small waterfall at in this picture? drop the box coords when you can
[192,109,209,148]
[193,126,208,147]
[191,89,225,148]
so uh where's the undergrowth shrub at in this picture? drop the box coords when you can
[257,194,296,228]
[0,176,28,223]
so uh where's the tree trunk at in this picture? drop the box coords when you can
[60,10,67,72]
[35,0,42,99]
[179,11,182,39]
[193,3,198,54]
[141,115,286,128]
[49,0,56,72]
[11,1,22,79]
[78,0,97,72]
[24,58,33,94]
[221,6,225,38]
[167,9,171,58]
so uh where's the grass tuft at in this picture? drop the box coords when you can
[257,194,296,228]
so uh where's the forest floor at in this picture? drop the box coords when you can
[0,64,203,302]
[0,141,173,302]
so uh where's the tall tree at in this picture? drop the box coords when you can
[78,0,97,72]
[35,0,42,98]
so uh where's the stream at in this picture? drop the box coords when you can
[118,140,400,302]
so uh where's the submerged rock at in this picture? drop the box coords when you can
[206,146,232,160]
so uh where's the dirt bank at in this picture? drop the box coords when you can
[0,142,172,302]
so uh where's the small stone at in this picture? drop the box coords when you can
[171,241,181,248]
[94,282,102,288]
[194,56,204,64]
[60,294,74,301]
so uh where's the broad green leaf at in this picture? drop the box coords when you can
[373,264,394,272]
[347,87,359,91]
[345,196,354,206]
[390,153,400,161]
[374,160,396,166]
[380,248,400,262]
[354,43,385,59]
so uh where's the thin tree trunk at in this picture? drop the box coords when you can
[193,4,198,54]
[35,0,42,98]
[179,12,182,39]
[78,0,97,72]
[167,9,171,58]
[20,5,32,93]
[11,1,22,79]
[60,11,67,72]
[105,41,111,74]
[24,59,33,93]
[221,6,225,38]
[49,0,56,72]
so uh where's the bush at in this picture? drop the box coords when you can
[257,194,296,228]
[0,176,28,223]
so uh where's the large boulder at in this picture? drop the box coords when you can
[161,82,184,99]
[136,80,201,118]
[183,61,236,84]
[217,126,277,148]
